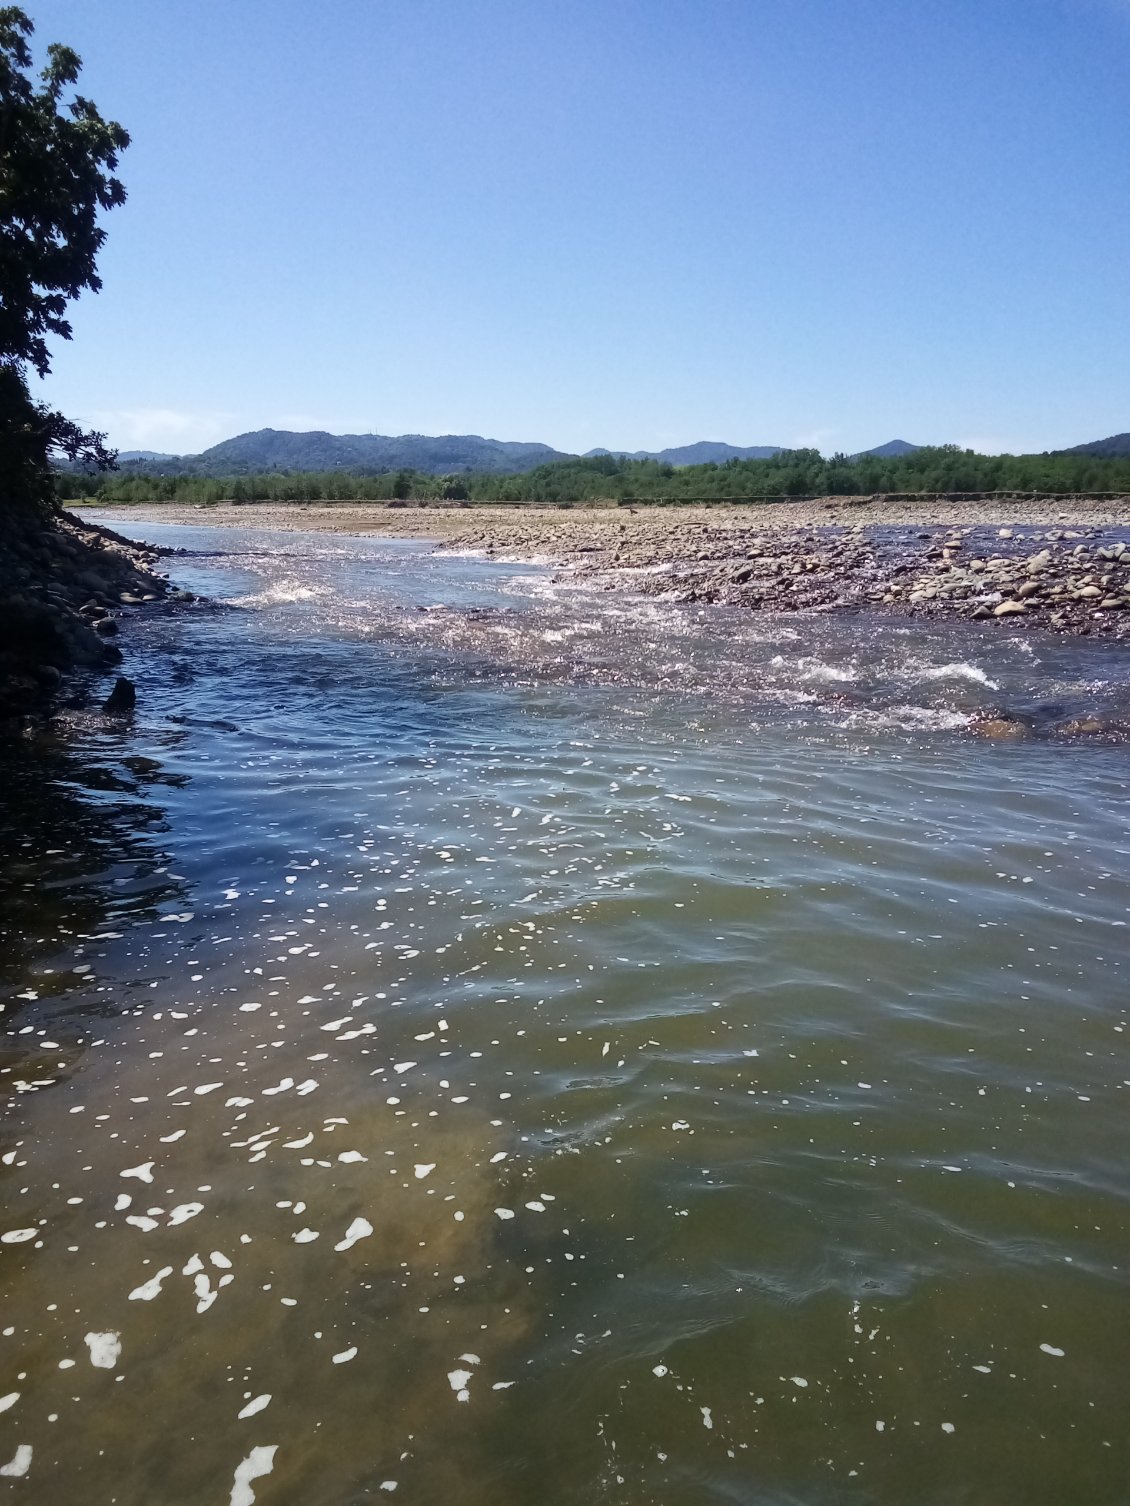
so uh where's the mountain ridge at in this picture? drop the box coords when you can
[101,428,1130,475]
[181,428,570,476]
[99,428,1001,476]
[1058,432,1130,458]
[583,441,783,465]
[850,439,921,460]
[117,429,796,476]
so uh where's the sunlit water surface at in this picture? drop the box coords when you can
[2,522,1130,1505]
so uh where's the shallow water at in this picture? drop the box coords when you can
[2,522,1130,1505]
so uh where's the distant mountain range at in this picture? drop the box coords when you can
[1058,432,1130,458]
[584,441,784,465]
[106,427,1130,475]
[114,429,790,477]
[850,439,920,460]
[110,428,940,477]
[133,429,572,476]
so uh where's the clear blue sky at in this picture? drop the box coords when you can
[27,0,1130,457]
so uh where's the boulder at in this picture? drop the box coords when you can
[102,676,136,715]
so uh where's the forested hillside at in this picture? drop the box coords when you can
[62,444,1130,508]
[118,429,573,476]
[1061,432,1130,458]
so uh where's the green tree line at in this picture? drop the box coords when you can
[56,467,434,505]
[58,444,1130,509]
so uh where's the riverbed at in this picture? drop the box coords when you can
[2,521,1129,1505]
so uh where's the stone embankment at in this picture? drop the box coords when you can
[0,507,188,723]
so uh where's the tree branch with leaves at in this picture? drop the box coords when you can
[0,5,128,510]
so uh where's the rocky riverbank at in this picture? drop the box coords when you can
[81,498,1130,739]
[83,497,1130,642]
[0,507,185,725]
[486,519,1130,639]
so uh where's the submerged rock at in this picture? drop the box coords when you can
[102,676,137,715]
[1056,715,1128,739]
[969,712,1034,742]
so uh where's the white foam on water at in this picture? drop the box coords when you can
[229,580,325,606]
[168,1202,204,1226]
[837,704,971,733]
[229,1444,277,1506]
[0,1445,31,1478]
[906,658,998,688]
[799,662,857,683]
[129,1266,174,1302]
[237,1395,271,1420]
[84,1331,121,1369]
[335,1218,373,1252]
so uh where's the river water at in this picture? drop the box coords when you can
[2,521,1130,1505]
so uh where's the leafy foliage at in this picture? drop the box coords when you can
[0,6,127,509]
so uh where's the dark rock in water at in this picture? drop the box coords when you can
[102,676,136,715]
[94,617,119,636]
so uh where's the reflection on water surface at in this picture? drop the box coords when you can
[2,522,1129,1505]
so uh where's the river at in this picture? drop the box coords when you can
[2,521,1129,1505]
